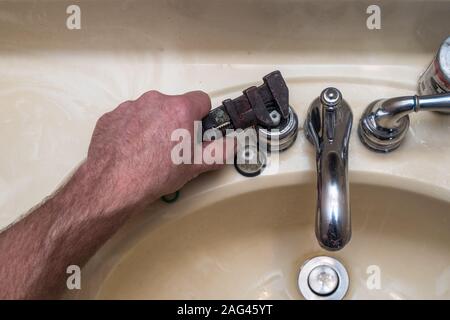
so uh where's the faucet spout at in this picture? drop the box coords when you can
[305,88,353,251]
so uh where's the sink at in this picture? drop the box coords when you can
[0,0,449,300]
[72,174,450,299]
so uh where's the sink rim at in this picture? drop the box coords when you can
[175,170,450,213]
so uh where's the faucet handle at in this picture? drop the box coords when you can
[305,87,353,152]
[358,92,450,152]
[321,88,343,142]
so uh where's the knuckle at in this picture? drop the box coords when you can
[190,90,211,108]
[192,90,209,101]
[97,111,111,124]
[142,90,162,100]
[93,112,113,135]
[116,100,133,111]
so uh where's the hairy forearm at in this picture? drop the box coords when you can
[0,90,220,299]
[0,162,141,299]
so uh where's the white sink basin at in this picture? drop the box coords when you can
[75,175,450,299]
[0,0,449,299]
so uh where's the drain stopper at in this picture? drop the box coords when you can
[298,256,349,300]
[308,265,339,296]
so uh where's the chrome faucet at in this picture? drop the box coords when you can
[304,88,353,251]
[359,92,450,152]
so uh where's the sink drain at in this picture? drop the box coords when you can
[298,256,349,300]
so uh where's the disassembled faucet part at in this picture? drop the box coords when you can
[234,143,267,177]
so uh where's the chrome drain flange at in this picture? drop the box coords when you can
[298,256,349,300]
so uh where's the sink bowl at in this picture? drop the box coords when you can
[71,174,450,299]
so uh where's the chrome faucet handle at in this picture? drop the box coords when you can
[358,92,450,152]
[305,88,353,251]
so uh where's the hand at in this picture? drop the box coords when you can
[0,89,234,299]
[82,90,229,211]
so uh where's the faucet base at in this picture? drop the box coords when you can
[358,100,410,153]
